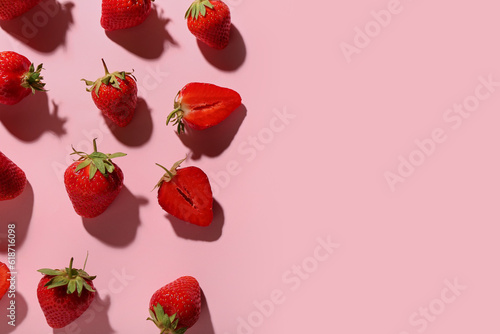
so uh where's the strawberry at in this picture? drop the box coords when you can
[64,138,126,218]
[167,82,241,134]
[185,0,231,49]
[37,257,96,329]
[0,151,27,201]
[147,276,202,333]
[0,0,42,20]
[0,51,46,105]
[82,59,138,127]
[101,0,153,31]
[155,157,213,226]
[0,261,10,300]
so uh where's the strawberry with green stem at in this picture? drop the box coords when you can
[147,276,202,333]
[185,0,231,49]
[0,51,46,105]
[37,256,96,329]
[64,138,126,218]
[82,59,138,127]
[155,156,213,226]
[167,82,242,134]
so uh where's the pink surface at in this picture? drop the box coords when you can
[0,0,499,333]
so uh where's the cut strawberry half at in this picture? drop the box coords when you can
[167,82,241,134]
[0,261,11,300]
[155,157,213,226]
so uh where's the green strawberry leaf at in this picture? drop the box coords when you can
[38,257,96,296]
[70,138,126,180]
[37,269,64,276]
[81,59,135,98]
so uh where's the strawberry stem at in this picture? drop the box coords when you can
[101,58,110,75]
[154,156,188,189]
[21,63,47,94]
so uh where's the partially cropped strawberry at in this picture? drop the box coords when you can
[148,276,202,333]
[0,51,46,105]
[186,0,231,49]
[167,82,241,134]
[0,0,42,20]
[101,0,153,31]
[155,157,213,226]
[64,139,126,218]
[37,257,96,329]
[82,59,137,127]
[0,151,27,201]
[0,261,10,300]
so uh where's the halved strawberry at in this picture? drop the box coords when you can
[167,82,241,134]
[0,261,10,300]
[155,157,213,226]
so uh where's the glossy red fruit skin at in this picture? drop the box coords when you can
[101,0,152,31]
[0,51,32,105]
[149,276,202,329]
[180,82,241,130]
[0,151,27,201]
[37,275,95,329]
[158,167,213,226]
[92,75,137,127]
[0,261,10,300]
[0,0,42,20]
[64,161,124,218]
[187,0,231,49]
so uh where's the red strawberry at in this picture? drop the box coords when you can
[186,0,231,49]
[156,157,213,226]
[0,0,41,20]
[101,0,153,31]
[167,82,241,134]
[0,151,27,201]
[82,59,138,127]
[37,257,96,329]
[148,276,202,333]
[0,261,10,300]
[0,51,46,105]
[64,138,126,218]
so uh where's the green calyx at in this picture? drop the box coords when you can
[37,256,96,297]
[185,0,214,19]
[154,156,187,189]
[71,138,126,180]
[166,91,185,134]
[147,303,187,334]
[81,59,136,97]
[21,63,46,94]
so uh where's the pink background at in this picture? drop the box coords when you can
[1,0,499,333]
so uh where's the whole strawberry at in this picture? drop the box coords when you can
[156,157,213,226]
[148,276,202,333]
[0,51,46,105]
[0,261,10,300]
[167,82,242,134]
[0,151,27,201]
[37,257,96,329]
[101,0,153,31]
[64,138,126,218]
[186,0,231,49]
[0,0,42,20]
[82,59,138,127]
